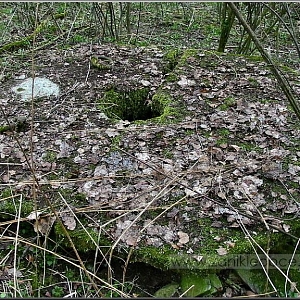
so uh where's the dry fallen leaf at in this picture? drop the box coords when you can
[34,216,56,235]
[216,247,227,256]
[177,76,196,87]
[105,127,119,137]
[27,211,43,220]
[192,255,204,262]
[7,267,23,278]
[225,240,235,248]
[125,236,138,246]
[61,213,76,231]
[246,290,258,297]
[177,231,189,245]
[282,223,290,233]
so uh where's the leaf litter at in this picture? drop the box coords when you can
[0,44,300,251]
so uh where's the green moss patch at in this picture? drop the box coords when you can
[54,221,111,252]
[98,87,160,121]
[163,49,182,73]
[218,97,237,111]
[98,87,183,123]
[181,272,222,296]
[0,190,34,218]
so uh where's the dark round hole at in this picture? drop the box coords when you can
[98,87,163,122]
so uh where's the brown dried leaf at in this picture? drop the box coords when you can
[177,231,189,245]
[61,213,76,230]
[283,223,290,232]
[34,216,56,235]
[27,211,43,220]
[216,247,227,256]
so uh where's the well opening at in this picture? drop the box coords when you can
[98,87,163,122]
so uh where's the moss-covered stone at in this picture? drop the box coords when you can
[163,49,182,73]
[154,283,179,297]
[180,271,222,296]
[151,90,186,124]
[151,90,172,117]
[178,49,199,66]
[236,267,300,296]
[90,56,113,70]
[54,221,111,252]
[132,245,180,271]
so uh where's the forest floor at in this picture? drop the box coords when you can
[0,43,300,297]
[1,2,300,298]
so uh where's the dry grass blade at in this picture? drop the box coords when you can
[1,235,129,297]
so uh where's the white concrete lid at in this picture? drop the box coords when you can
[12,77,60,101]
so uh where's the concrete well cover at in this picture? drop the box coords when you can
[11,77,60,101]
